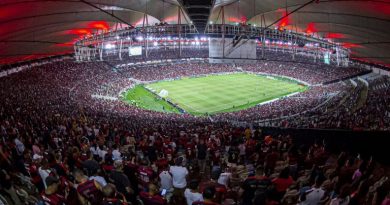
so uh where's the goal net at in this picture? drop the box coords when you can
[158,89,169,98]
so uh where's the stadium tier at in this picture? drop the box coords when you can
[1,48,390,205]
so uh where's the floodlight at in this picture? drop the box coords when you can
[105,43,115,49]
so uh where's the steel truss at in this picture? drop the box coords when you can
[206,24,350,65]
[74,23,349,66]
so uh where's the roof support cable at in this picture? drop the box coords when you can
[266,0,316,29]
[285,0,288,17]
[163,0,165,22]
[253,0,256,21]
[79,0,132,27]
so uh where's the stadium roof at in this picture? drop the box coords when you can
[1,0,390,66]
[208,0,390,66]
[0,0,191,65]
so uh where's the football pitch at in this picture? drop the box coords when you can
[123,73,307,115]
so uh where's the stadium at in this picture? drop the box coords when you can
[0,0,389,205]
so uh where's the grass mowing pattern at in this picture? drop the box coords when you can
[123,73,307,115]
[122,85,181,113]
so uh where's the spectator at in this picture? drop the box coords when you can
[82,150,100,176]
[264,147,280,175]
[199,172,227,204]
[184,180,204,205]
[138,159,156,190]
[147,141,158,163]
[272,167,294,199]
[169,157,189,198]
[349,180,370,205]
[112,144,122,161]
[40,176,67,205]
[0,170,23,205]
[217,167,232,187]
[193,186,220,205]
[74,169,103,205]
[39,159,52,189]
[240,166,271,205]
[329,184,351,205]
[139,183,167,205]
[89,169,108,187]
[102,183,127,205]
[299,176,325,205]
[109,160,133,197]
[197,139,208,174]
[159,167,173,200]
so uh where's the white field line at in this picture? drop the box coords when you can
[169,95,204,113]
[173,98,203,113]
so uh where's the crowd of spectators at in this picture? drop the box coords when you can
[0,54,386,132]
[0,50,389,205]
[0,111,389,205]
[280,76,390,130]
[118,63,236,82]
[241,61,366,85]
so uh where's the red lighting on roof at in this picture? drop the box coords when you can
[305,23,317,34]
[366,4,390,16]
[68,29,92,35]
[55,42,74,47]
[228,16,247,24]
[240,16,247,24]
[88,21,109,31]
[277,9,290,29]
[228,17,241,23]
[342,42,362,48]
[351,57,390,67]
[0,5,31,19]
[325,32,345,39]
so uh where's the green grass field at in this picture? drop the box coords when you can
[123,73,307,115]
[122,85,181,113]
